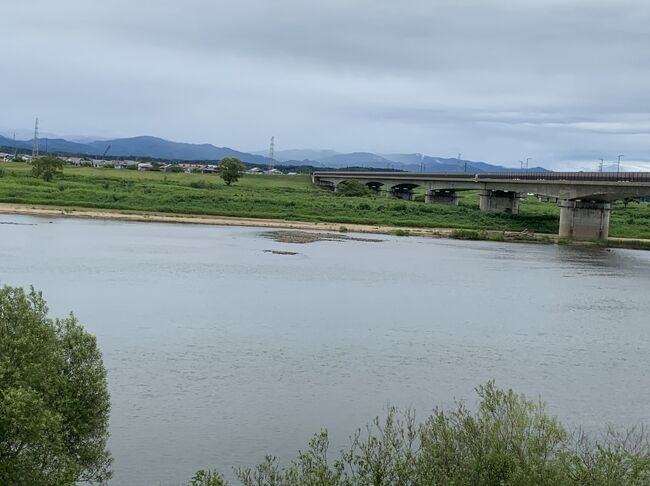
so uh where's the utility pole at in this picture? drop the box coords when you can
[617,154,624,179]
[268,136,275,171]
[525,157,531,170]
[32,117,39,159]
[13,131,17,158]
[599,158,604,172]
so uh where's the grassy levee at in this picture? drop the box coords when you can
[1,162,649,238]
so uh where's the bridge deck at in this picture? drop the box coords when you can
[313,171,650,183]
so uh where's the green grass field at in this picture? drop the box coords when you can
[1,162,649,238]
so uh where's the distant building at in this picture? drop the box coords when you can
[91,159,112,167]
[114,160,137,169]
[137,162,154,171]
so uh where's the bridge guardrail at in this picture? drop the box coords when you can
[313,171,650,183]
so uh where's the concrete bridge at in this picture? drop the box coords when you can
[312,171,650,240]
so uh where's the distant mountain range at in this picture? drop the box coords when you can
[0,134,548,172]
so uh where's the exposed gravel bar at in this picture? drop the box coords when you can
[262,230,384,244]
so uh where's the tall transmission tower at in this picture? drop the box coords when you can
[268,136,275,171]
[598,158,604,172]
[417,153,424,172]
[32,117,39,158]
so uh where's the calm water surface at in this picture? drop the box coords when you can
[1,215,649,485]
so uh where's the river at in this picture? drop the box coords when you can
[1,214,649,485]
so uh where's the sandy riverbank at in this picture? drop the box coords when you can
[0,203,464,237]
[3,202,649,248]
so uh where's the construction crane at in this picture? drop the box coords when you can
[102,145,111,158]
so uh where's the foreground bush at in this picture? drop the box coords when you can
[191,383,649,485]
[0,286,112,484]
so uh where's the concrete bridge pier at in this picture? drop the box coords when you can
[559,200,610,240]
[390,187,415,201]
[479,190,520,214]
[425,190,459,205]
[366,182,383,195]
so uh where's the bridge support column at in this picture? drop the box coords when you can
[479,190,520,214]
[559,200,610,240]
[425,190,459,205]
[389,188,414,200]
[367,184,383,195]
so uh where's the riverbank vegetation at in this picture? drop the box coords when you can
[0,286,112,484]
[1,161,649,238]
[190,381,650,485]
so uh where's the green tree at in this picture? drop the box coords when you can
[31,156,64,181]
[0,286,112,484]
[219,157,245,186]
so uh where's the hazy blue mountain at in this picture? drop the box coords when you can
[0,134,273,163]
[0,135,29,150]
[67,135,111,144]
[382,154,550,173]
[85,136,270,163]
[263,150,543,172]
[263,149,339,163]
[383,153,468,172]
[318,152,397,168]
[0,135,96,154]
[1,133,551,172]
[38,138,98,155]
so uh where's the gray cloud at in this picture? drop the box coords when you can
[1,0,649,169]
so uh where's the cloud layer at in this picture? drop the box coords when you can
[2,0,649,169]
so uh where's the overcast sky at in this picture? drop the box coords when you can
[2,0,649,169]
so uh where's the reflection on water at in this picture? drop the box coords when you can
[1,215,649,485]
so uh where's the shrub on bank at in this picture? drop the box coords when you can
[190,382,650,485]
[336,180,372,197]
